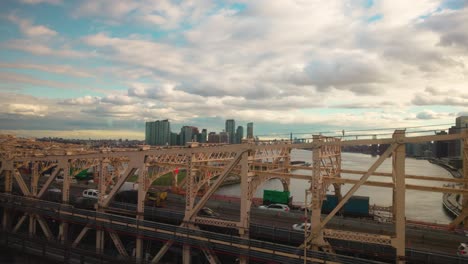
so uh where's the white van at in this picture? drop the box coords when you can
[82,189,99,199]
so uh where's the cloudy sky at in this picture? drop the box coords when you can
[0,0,467,140]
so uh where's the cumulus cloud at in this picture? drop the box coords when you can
[416,110,439,120]
[7,103,48,117]
[3,40,88,58]
[0,63,93,78]
[61,96,101,105]
[3,1,468,137]
[412,87,468,106]
[20,0,62,4]
[7,14,57,37]
[419,7,468,50]
[286,53,389,91]
[101,95,136,105]
[74,0,212,29]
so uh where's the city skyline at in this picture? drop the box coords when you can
[145,118,251,145]
[1,1,468,139]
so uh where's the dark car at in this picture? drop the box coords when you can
[199,207,219,218]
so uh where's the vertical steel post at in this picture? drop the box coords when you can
[31,162,39,196]
[136,156,146,263]
[310,135,326,250]
[2,169,12,230]
[463,130,468,229]
[392,130,406,263]
[183,153,195,264]
[28,214,36,237]
[334,139,342,200]
[96,159,107,255]
[239,151,250,264]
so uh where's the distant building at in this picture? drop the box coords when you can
[448,116,468,158]
[226,119,235,144]
[247,122,254,139]
[434,131,448,158]
[180,126,199,145]
[170,132,179,146]
[207,132,219,143]
[235,126,243,144]
[456,116,468,129]
[145,119,171,146]
[200,129,207,143]
[219,131,229,143]
[207,131,228,143]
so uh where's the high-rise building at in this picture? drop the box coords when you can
[456,116,468,129]
[145,119,171,146]
[247,122,254,139]
[225,119,235,144]
[434,131,448,158]
[180,126,199,145]
[145,122,153,145]
[200,129,207,143]
[219,132,229,143]
[236,126,243,144]
[170,132,179,146]
[451,116,468,158]
[208,132,219,143]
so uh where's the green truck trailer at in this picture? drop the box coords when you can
[263,190,291,205]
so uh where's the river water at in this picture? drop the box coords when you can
[216,149,454,224]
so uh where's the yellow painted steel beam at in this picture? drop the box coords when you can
[341,169,468,183]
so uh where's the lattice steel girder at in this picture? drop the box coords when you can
[291,132,465,149]
[108,231,129,257]
[13,214,27,233]
[72,225,91,248]
[12,168,31,196]
[193,217,239,228]
[37,164,60,198]
[316,143,399,235]
[35,215,53,240]
[341,169,468,183]
[392,130,406,263]
[102,163,139,207]
[184,150,246,221]
[327,178,468,195]
[323,229,392,246]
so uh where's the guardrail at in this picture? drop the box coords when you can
[0,193,384,264]
[1,193,467,263]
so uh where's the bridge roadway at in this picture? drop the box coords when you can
[115,193,466,256]
[1,191,467,263]
[44,185,468,262]
[1,193,383,264]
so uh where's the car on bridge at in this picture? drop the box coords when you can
[292,223,311,232]
[458,242,468,257]
[199,207,220,218]
[258,204,290,212]
[82,189,99,199]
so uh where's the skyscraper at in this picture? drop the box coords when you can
[247,122,254,139]
[456,116,468,129]
[219,131,229,143]
[452,116,468,158]
[180,126,199,145]
[225,119,235,144]
[207,132,219,143]
[145,119,171,146]
[145,122,153,145]
[236,126,243,144]
[200,129,207,143]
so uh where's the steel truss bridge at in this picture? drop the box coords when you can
[1,131,468,264]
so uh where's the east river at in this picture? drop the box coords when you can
[216,149,454,224]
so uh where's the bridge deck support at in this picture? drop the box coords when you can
[392,130,406,264]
